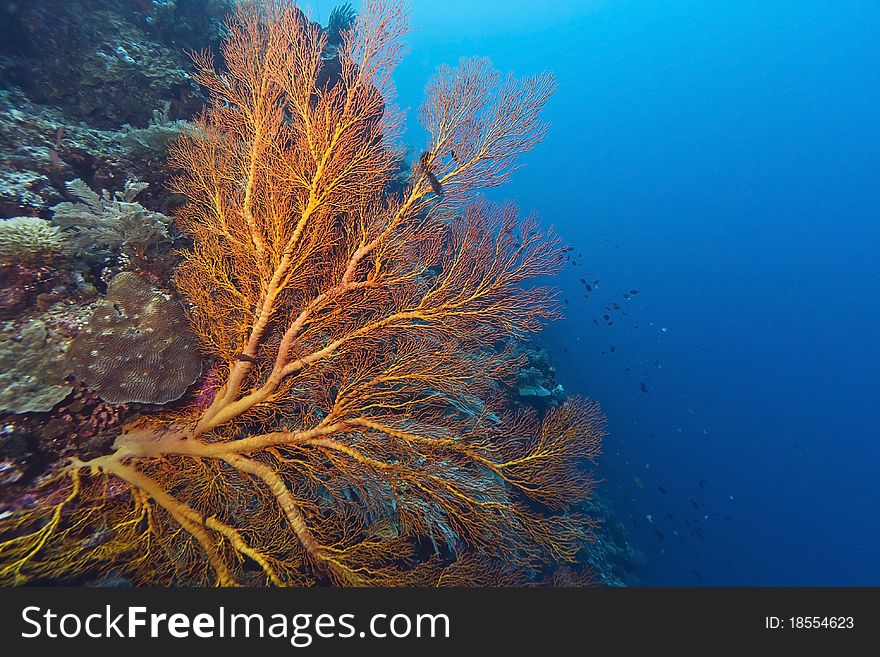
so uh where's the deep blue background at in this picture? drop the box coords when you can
[308,0,880,584]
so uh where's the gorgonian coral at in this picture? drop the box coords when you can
[0,0,604,587]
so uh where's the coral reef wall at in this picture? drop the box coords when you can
[0,0,229,129]
[0,0,232,516]
[0,0,235,216]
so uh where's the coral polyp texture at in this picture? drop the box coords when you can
[0,321,72,414]
[0,217,66,265]
[66,272,202,405]
[0,0,605,586]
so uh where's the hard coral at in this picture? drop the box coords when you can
[512,346,566,411]
[0,320,72,414]
[66,272,202,404]
[0,0,201,129]
[0,264,61,320]
[0,216,66,266]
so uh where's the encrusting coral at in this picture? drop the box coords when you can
[0,320,72,414]
[0,0,605,586]
[66,272,202,405]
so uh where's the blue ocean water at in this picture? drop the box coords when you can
[308,0,880,585]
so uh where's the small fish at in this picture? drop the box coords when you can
[418,152,444,196]
[654,530,664,540]
[689,498,699,510]
[692,570,702,580]
[630,289,639,295]
[640,382,649,394]
[585,284,592,292]
[612,303,620,310]
[580,278,587,285]
[592,318,599,326]
[564,299,570,305]
[667,513,675,521]
[633,476,644,489]
[646,513,654,523]
[593,279,600,285]
[609,345,616,352]
[622,293,631,300]
[657,486,667,494]
[562,246,574,252]
[698,479,707,490]
[603,314,610,321]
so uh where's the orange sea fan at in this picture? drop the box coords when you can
[0,0,605,587]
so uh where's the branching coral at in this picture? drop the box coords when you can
[0,216,66,266]
[0,0,605,587]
